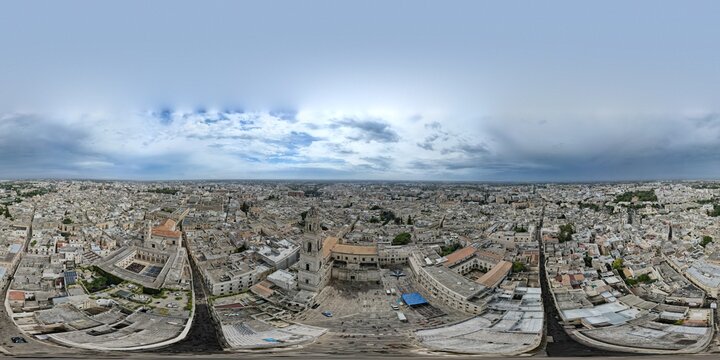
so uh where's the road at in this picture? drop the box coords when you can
[536,205,634,357]
[149,228,223,354]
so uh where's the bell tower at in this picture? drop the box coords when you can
[298,207,324,292]
[304,206,321,233]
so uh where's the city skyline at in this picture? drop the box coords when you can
[2,1,720,181]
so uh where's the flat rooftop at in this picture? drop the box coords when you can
[423,264,485,299]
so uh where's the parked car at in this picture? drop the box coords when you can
[11,336,27,344]
[322,311,333,317]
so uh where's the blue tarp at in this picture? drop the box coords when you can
[401,292,428,306]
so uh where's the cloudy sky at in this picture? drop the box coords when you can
[1,1,720,181]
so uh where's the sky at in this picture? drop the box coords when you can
[1,1,720,181]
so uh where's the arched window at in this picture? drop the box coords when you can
[307,242,312,252]
[306,263,310,271]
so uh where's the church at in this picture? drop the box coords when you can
[297,207,381,293]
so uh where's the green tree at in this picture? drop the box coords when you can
[558,223,575,243]
[612,258,624,271]
[392,232,412,245]
[407,215,413,225]
[512,261,526,273]
[440,243,462,256]
[701,235,713,247]
[615,190,657,203]
[380,210,396,225]
[708,205,720,217]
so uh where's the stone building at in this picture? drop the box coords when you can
[297,207,381,293]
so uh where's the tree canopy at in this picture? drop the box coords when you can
[558,223,575,243]
[701,235,713,247]
[612,258,624,270]
[392,232,412,245]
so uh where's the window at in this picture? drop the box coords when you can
[306,263,310,271]
[305,279,309,284]
[307,243,312,252]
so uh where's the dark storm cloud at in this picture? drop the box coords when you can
[0,114,106,177]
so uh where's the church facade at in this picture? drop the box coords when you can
[297,207,381,293]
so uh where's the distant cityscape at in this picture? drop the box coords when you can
[1,180,719,356]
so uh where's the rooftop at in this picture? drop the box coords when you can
[332,243,378,256]
[423,264,485,299]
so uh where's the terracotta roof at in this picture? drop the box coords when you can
[332,244,378,256]
[152,218,181,238]
[250,283,274,298]
[444,246,476,267]
[476,260,512,288]
[152,229,182,238]
[8,290,25,301]
[322,236,340,258]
